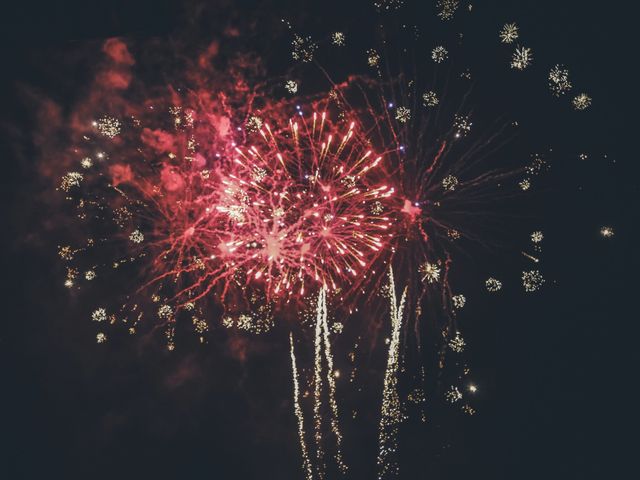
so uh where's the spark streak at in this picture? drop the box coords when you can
[290,333,314,480]
[377,268,407,479]
[313,287,347,475]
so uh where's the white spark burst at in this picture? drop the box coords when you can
[511,46,533,70]
[499,23,519,44]
[422,91,439,107]
[572,93,592,110]
[548,65,572,96]
[431,46,449,63]
[485,277,502,292]
[522,270,544,292]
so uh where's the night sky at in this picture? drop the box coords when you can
[1,1,636,479]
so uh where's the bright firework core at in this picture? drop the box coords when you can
[143,111,394,306]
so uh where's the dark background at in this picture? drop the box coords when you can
[1,0,636,478]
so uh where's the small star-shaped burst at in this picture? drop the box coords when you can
[331,32,345,46]
[422,91,439,107]
[395,106,411,123]
[291,34,317,62]
[485,277,502,292]
[367,49,380,67]
[420,262,441,283]
[600,226,614,238]
[431,45,448,63]
[548,65,572,97]
[499,23,519,44]
[129,229,144,244]
[442,175,459,191]
[572,93,592,111]
[511,46,533,70]
[285,80,298,94]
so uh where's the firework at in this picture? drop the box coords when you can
[331,32,346,46]
[43,3,599,476]
[431,45,449,63]
[600,226,614,238]
[292,34,318,62]
[486,277,503,292]
[394,106,411,123]
[285,80,299,94]
[511,46,533,70]
[422,91,439,107]
[522,270,545,292]
[500,23,519,44]
[436,0,460,21]
[215,113,394,302]
[445,385,462,403]
[548,65,572,96]
[448,332,466,353]
[572,93,592,110]
[531,231,544,243]
[420,262,441,284]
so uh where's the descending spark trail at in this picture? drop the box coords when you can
[320,289,347,473]
[313,289,326,477]
[377,268,407,479]
[313,287,347,476]
[290,333,313,480]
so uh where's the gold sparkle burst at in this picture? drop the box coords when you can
[292,34,317,63]
[548,65,572,97]
[422,91,439,107]
[485,277,502,292]
[499,23,519,44]
[285,80,299,94]
[395,106,411,123]
[94,116,121,138]
[60,172,83,192]
[420,262,441,283]
[572,93,592,110]
[437,0,460,21]
[442,174,459,191]
[600,226,614,238]
[522,270,544,292]
[129,229,144,244]
[431,45,448,63]
[331,32,345,46]
[511,46,533,70]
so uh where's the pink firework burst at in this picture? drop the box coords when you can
[143,110,395,308]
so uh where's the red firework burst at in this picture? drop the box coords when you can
[141,110,395,307]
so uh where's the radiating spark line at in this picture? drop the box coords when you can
[320,288,347,473]
[290,333,314,480]
[313,287,347,475]
[377,267,407,479]
[313,288,326,479]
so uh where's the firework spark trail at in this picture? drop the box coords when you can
[377,267,407,479]
[313,287,347,476]
[313,289,326,478]
[290,333,314,480]
[320,288,347,473]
